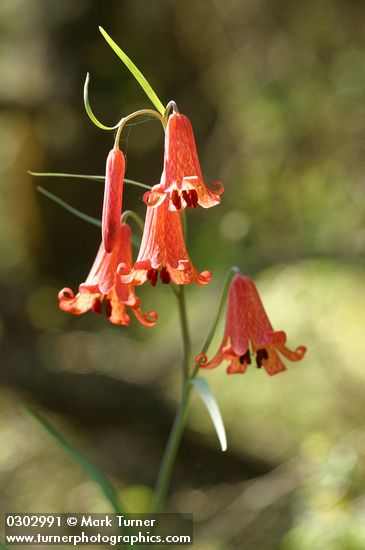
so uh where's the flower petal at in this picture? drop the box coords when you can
[226,356,249,374]
[131,303,158,327]
[58,287,99,315]
[157,112,224,211]
[261,346,287,376]
[196,349,225,370]
[107,287,131,325]
[277,344,307,362]
[121,201,211,287]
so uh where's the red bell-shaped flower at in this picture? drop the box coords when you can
[102,148,125,253]
[118,200,212,287]
[143,112,224,212]
[59,223,157,327]
[196,274,306,375]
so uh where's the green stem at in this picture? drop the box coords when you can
[192,266,240,377]
[121,209,144,233]
[151,268,240,512]
[150,286,192,513]
[177,286,191,379]
[114,109,165,149]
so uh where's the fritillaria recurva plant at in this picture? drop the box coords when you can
[30,27,307,525]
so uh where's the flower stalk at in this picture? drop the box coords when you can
[150,286,193,513]
[121,210,145,233]
[113,109,165,150]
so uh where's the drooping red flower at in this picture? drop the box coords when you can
[102,148,125,253]
[143,112,224,212]
[118,200,212,287]
[59,223,157,327]
[196,274,306,375]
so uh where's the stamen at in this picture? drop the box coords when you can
[256,348,269,368]
[239,350,251,365]
[190,189,198,208]
[171,190,182,210]
[105,298,112,318]
[160,266,171,284]
[182,190,192,207]
[147,268,158,287]
[92,297,103,314]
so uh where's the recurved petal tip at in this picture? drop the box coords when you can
[58,287,75,301]
[195,353,209,367]
[210,180,225,195]
[132,308,158,327]
[143,188,166,208]
[295,345,307,359]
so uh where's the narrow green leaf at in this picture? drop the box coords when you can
[36,186,141,248]
[36,186,101,228]
[29,170,105,182]
[29,171,152,190]
[190,379,227,452]
[25,408,126,516]
[84,72,122,130]
[99,27,165,115]
[125,178,152,191]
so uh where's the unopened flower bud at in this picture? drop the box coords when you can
[102,148,125,253]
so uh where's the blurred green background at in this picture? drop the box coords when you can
[1,1,365,548]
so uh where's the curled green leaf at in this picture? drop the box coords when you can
[99,27,165,115]
[84,72,123,130]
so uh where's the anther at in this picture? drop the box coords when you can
[160,267,171,284]
[190,189,198,208]
[171,190,182,210]
[182,190,192,207]
[256,348,269,368]
[147,268,158,287]
[239,350,251,365]
[92,297,103,314]
[105,298,112,318]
